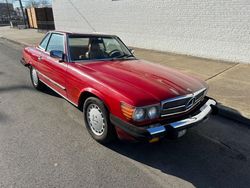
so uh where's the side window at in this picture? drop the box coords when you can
[46,34,64,52]
[68,37,90,61]
[39,33,50,50]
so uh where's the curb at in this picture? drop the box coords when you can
[1,36,249,126]
[217,103,250,126]
[0,37,30,47]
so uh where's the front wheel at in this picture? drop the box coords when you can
[30,66,44,90]
[83,97,116,143]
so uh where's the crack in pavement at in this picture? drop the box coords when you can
[205,63,239,81]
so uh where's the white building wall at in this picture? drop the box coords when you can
[52,0,250,63]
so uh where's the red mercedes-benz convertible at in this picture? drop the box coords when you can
[21,31,217,143]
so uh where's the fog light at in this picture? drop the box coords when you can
[149,137,160,143]
[177,129,187,138]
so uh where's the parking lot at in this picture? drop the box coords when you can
[0,39,250,188]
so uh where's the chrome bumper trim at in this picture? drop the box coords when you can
[147,99,216,135]
[147,125,166,135]
[170,99,216,129]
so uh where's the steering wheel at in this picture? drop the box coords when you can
[108,49,122,58]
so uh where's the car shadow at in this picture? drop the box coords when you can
[0,85,34,93]
[0,112,9,124]
[106,128,250,188]
[0,84,61,97]
[41,86,61,98]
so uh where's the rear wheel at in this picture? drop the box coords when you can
[83,97,116,143]
[30,66,44,90]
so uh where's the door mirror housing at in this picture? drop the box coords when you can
[50,50,65,62]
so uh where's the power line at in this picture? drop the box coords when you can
[67,0,96,32]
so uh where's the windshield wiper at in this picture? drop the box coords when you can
[110,54,135,61]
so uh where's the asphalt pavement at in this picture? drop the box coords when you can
[0,39,250,188]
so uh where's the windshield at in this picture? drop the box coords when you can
[68,35,135,61]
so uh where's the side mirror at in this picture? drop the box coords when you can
[50,50,65,62]
[129,48,135,54]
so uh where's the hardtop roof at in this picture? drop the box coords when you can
[50,30,117,38]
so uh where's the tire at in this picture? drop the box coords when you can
[30,66,44,90]
[83,97,116,143]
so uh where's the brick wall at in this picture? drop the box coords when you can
[52,0,250,63]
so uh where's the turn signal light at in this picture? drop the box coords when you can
[121,103,135,120]
[149,137,160,143]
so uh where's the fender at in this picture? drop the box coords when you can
[78,87,111,111]
[22,47,36,67]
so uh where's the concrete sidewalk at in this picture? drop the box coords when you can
[1,27,249,122]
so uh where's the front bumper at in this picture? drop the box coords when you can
[110,98,217,141]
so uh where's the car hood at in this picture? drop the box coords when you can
[74,59,207,105]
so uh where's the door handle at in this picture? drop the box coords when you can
[38,56,42,61]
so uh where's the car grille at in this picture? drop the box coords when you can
[161,88,207,117]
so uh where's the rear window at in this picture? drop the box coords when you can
[68,38,89,47]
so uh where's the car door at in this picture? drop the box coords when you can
[40,33,67,97]
[32,32,50,75]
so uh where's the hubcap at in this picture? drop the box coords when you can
[32,68,38,86]
[87,104,105,136]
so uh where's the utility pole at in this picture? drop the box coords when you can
[18,0,27,26]
[5,0,11,22]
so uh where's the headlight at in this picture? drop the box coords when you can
[133,108,146,121]
[121,102,160,121]
[147,106,158,119]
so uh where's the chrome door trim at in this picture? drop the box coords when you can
[39,78,78,107]
[37,70,66,91]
